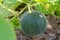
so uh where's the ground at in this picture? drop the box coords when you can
[15,15,60,40]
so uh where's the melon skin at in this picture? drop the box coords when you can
[20,10,47,36]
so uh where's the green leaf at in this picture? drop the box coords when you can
[3,0,18,4]
[58,0,60,4]
[22,0,34,3]
[54,7,60,18]
[0,15,16,40]
[34,4,49,14]
[3,2,21,10]
[57,0,60,6]
[35,0,49,3]
[48,3,57,15]
[11,17,21,29]
[0,0,2,3]
[0,6,14,17]
[55,10,60,17]
[0,2,21,17]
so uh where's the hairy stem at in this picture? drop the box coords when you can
[0,4,17,14]
[28,4,31,13]
[9,5,27,22]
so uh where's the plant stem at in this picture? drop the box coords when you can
[0,4,17,14]
[28,4,31,13]
[30,3,40,6]
[18,5,27,15]
[9,5,27,22]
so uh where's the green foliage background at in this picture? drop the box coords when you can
[0,0,60,40]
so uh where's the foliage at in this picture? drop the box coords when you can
[0,0,2,3]
[3,0,18,4]
[11,17,21,29]
[35,0,49,2]
[0,15,16,40]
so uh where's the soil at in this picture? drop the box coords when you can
[15,15,60,40]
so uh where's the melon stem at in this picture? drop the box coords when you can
[9,5,27,22]
[28,4,31,13]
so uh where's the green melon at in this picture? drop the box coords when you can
[20,10,47,36]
